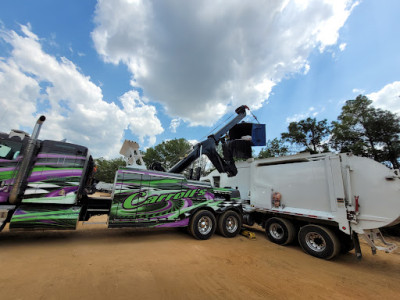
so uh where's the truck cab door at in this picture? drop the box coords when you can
[109,170,143,226]
[136,173,183,222]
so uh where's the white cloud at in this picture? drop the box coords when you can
[352,88,365,94]
[286,113,308,123]
[119,90,163,145]
[0,59,40,130]
[0,25,163,157]
[339,43,347,51]
[286,106,324,123]
[92,0,356,126]
[367,81,400,114]
[303,63,311,74]
[188,139,199,146]
[169,117,181,133]
[314,1,358,51]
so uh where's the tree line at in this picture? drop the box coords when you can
[95,138,193,182]
[259,95,400,169]
[95,95,400,182]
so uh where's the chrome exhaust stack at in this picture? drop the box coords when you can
[9,116,46,205]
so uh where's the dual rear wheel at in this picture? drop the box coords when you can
[265,217,342,260]
[189,210,241,240]
[265,217,296,245]
[298,225,341,260]
[189,212,344,259]
[218,210,242,238]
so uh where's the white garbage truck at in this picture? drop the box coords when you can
[202,152,400,259]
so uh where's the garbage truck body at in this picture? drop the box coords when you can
[202,152,400,259]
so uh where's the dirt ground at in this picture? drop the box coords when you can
[1,217,400,300]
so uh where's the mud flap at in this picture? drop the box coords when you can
[0,206,15,232]
[352,231,362,260]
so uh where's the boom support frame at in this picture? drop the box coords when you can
[168,105,248,177]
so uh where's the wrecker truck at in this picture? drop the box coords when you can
[0,106,264,240]
[2,105,398,260]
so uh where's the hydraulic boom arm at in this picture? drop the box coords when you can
[168,105,248,177]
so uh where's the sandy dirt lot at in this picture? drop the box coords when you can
[1,218,400,300]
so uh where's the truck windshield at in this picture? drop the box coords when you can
[0,144,12,158]
[0,140,23,160]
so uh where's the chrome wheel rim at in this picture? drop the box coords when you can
[305,232,326,252]
[198,216,212,235]
[225,216,238,233]
[269,223,284,240]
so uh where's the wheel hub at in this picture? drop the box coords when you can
[269,223,284,240]
[305,232,326,252]
[225,216,238,233]
[198,216,212,235]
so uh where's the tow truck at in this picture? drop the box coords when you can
[0,106,265,240]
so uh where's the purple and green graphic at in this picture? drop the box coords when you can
[9,205,81,230]
[108,168,238,228]
[0,140,88,204]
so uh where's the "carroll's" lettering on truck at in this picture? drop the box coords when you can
[123,189,209,209]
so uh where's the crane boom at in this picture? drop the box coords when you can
[168,105,248,177]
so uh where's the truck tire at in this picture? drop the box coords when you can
[265,217,296,245]
[218,210,242,238]
[189,210,216,240]
[298,225,340,259]
[243,214,255,226]
[339,235,355,254]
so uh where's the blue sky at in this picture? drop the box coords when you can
[0,0,399,158]
[261,0,400,144]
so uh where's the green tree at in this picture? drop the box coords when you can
[281,118,330,154]
[331,95,400,168]
[331,95,377,158]
[258,138,288,158]
[95,157,125,183]
[143,138,192,170]
[378,115,400,168]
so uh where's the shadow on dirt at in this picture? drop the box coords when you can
[0,226,191,248]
